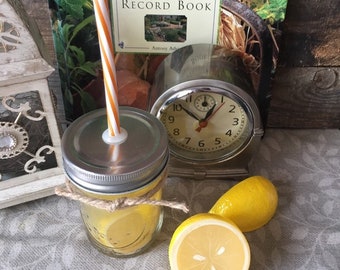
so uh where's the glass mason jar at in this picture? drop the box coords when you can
[61,107,169,257]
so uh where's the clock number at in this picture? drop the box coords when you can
[198,140,205,147]
[226,129,232,136]
[185,137,191,144]
[173,128,180,136]
[168,115,175,123]
[229,105,236,113]
[233,118,239,125]
[215,138,221,145]
[173,104,182,111]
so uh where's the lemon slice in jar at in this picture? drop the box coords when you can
[169,213,250,270]
[97,205,161,255]
[104,211,146,248]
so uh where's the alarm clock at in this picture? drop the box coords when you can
[149,44,264,180]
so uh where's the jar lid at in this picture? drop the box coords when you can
[62,107,169,193]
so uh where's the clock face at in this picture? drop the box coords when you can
[158,91,253,162]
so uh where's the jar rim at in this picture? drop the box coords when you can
[62,107,169,193]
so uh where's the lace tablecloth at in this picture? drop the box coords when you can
[1,129,339,270]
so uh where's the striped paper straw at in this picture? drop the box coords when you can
[93,0,120,137]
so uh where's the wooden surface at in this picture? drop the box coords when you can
[276,0,339,67]
[267,67,340,128]
[267,0,340,128]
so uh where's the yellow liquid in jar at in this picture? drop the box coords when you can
[78,170,166,256]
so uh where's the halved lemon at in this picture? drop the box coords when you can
[169,213,250,270]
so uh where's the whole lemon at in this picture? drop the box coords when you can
[209,176,278,232]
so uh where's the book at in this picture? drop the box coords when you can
[111,0,221,54]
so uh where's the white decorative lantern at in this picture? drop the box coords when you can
[0,0,64,209]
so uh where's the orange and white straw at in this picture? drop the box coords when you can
[93,0,127,144]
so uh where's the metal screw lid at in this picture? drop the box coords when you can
[62,107,169,194]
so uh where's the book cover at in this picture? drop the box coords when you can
[111,0,221,54]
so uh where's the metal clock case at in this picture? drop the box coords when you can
[149,44,264,180]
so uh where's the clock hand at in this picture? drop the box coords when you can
[181,106,200,121]
[196,102,225,132]
[206,102,225,121]
[203,104,216,121]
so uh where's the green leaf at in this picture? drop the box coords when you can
[69,45,85,64]
[79,91,97,112]
[52,23,66,58]
[50,0,99,119]
[83,0,93,11]
[64,87,74,106]
[65,53,75,69]
[68,15,95,45]
[61,0,88,20]
[62,23,74,45]
[78,61,99,76]
[53,0,63,7]
[254,0,288,24]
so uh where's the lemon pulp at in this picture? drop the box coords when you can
[169,213,250,270]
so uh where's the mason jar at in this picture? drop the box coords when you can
[61,107,169,256]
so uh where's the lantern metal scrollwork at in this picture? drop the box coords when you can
[0,0,64,209]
